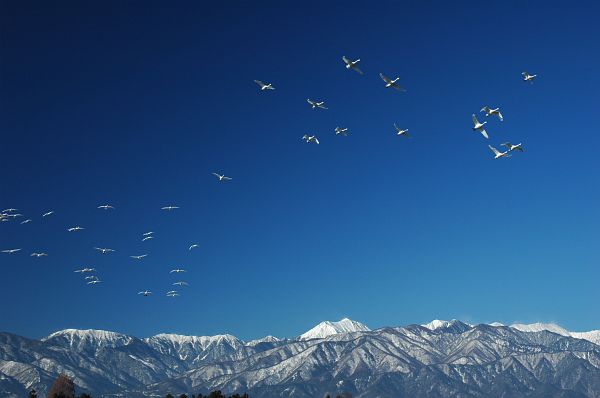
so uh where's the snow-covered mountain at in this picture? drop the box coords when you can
[298,318,370,340]
[1,319,600,397]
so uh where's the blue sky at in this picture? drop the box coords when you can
[1,1,599,340]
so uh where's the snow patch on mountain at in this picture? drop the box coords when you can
[299,318,370,340]
[510,322,571,336]
[245,335,281,346]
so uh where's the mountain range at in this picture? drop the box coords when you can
[1,319,600,398]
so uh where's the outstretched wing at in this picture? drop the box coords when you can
[352,65,364,75]
[472,114,480,125]
[342,56,351,65]
[254,80,266,88]
[480,129,489,139]
[379,73,391,83]
[488,145,501,156]
[501,142,512,148]
[497,112,504,121]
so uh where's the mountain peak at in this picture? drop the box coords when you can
[299,318,370,340]
[421,319,471,332]
[510,322,570,336]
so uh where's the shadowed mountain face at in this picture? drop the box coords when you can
[1,321,600,398]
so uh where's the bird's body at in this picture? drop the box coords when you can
[75,268,96,273]
[142,236,154,242]
[138,290,152,296]
[481,106,504,121]
[42,211,54,218]
[472,114,489,139]
[379,73,405,91]
[30,252,48,257]
[161,206,179,211]
[2,249,21,254]
[307,99,328,109]
[97,204,115,210]
[189,244,199,251]
[342,56,363,74]
[173,281,189,286]
[302,134,320,144]
[254,80,275,90]
[488,145,511,159]
[335,127,349,136]
[394,124,410,137]
[20,219,32,224]
[522,71,537,83]
[170,269,186,273]
[67,226,85,232]
[212,173,232,181]
[94,247,115,254]
[501,142,524,152]
[87,280,102,285]
[84,275,98,280]
[130,254,148,260]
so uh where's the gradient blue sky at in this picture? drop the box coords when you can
[1,1,599,341]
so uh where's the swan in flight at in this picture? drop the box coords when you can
[161,206,179,211]
[254,80,275,90]
[130,254,148,260]
[87,280,102,285]
[335,127,349,136]
[142,236,154,242]
[170,269,186,273]
[138,290,152,296]
[522,71,537,83]
[94,247,115,254]
[97,204,115,210]
[189,244,199,251]
[471,114,489,139]
[21,219,32,224]
[75,268,96,273]
[85,275,98,280]
[481,106,504,121]
[342,56,363,75]
[2,208,18,213]
[166,291,180,297]
[307,99,328,110]
[379,73,406,91]
[42,211,54,218]
[212,173,232,181]
[302,134,320,144]
[142,232,154,236]
[394,123,410,137]
[173,281,189,286]
[501,142,524,152]
[67,226,85,232]
[488,145,511,159]
[2,249,21,254]
[31,252,48,257]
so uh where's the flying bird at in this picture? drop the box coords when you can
[335,127,349,136]
[307,99,328,110]
[173,281,189,286]
[161,206,179,211]
[67,226,85,232]
[142,232,154,236]
[481,106,504,121]
[2,249,21,254]
[87,280,102,285]
[342,56,363,75]
[522,71,537,83]
[97,204,115,210]
[170,269,186,274]
[94,247,115,254]
[379,73,405,91]
[501,142,524,152]
[189,244,199,251]
[212,173,232,181]
[302,135,320,144]
[130,254,148,260]
[142,236,154,242]
[2,208,18,213]
[75,268,96,273]
[84,275,98,280]
[488,145,511,159]
[20,219,32,224]
[166,291,180,297]
[254,80,275,90]
[138,290,152,296]
[472,114,489,139]
[30,252,48,257]
[394,123,410,137]
[42,211,54,218]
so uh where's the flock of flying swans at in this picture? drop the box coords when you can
[2,56,536,296]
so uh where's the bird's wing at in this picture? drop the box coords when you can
[380,73,390,83]
[223,176,232,180]
[472,114,479,125]
[314,138,320,144]
[501,142,512,148]
[254,80,265,87]
[480,106,488,113]
[480,129,489,139]
[488,145,500,155]
[307,99,314,105]
[342,56,350,65]
[353,66,363,75]
[498,112,504,121]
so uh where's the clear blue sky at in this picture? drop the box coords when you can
[1,1,599,341]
